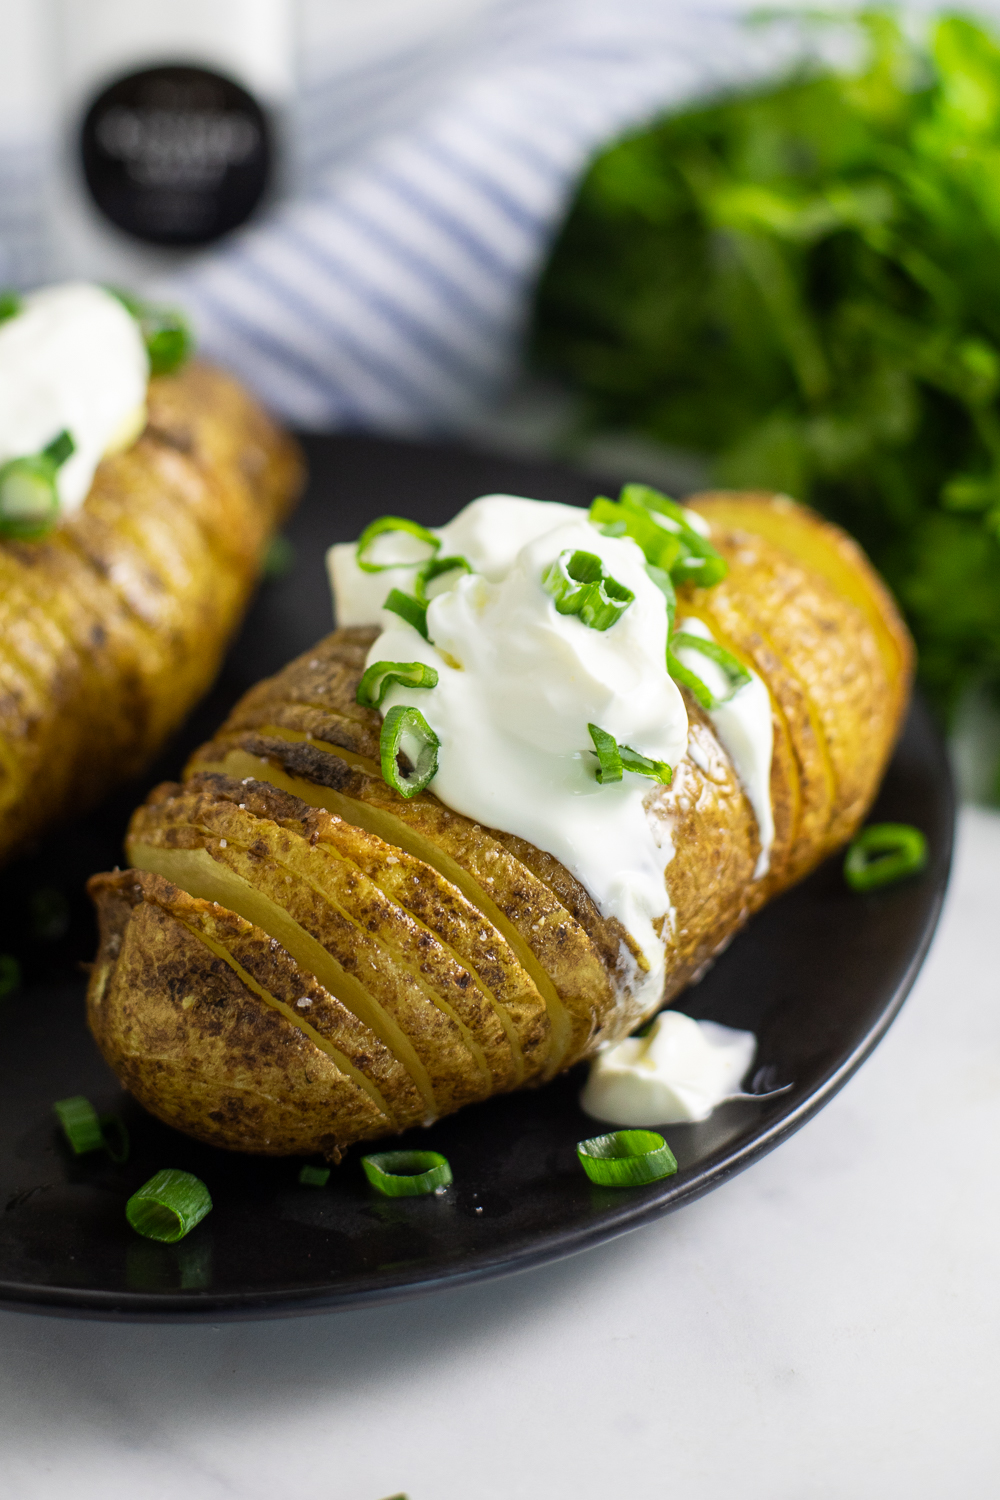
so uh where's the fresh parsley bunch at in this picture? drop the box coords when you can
[532,10,1000,728]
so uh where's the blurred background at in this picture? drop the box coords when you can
[4,0,1000,796]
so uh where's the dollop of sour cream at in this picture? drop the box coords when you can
[327,494,776,1040]
[580,1010,756,1126]
[370,515,689,1010]
[0,283,149,517]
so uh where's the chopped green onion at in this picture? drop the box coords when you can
[356,659,439,709]
[542,548,635,630]
[588,724,672,786]
[262,534,295,580]
[589,484,727,589]
[620,745,673,783]
[126,1169,213,1242]
[667,651,715,712]
[0,955,20,998]
[621,484,728,588]
[361,1149,452,1196]
[108,289,191,374]
[576,1129,678,1187]
[54,1096,105,1155]
[670,632,752,709]
[383,588,429,640]
[380,704,440,798]
[844,823,928,892]
[414,553,472,602]
[0,429,76,540]
[299,1163,331,1187]
[588,722,623,783]
[53,1095,130,1161]
[356,514,440,573]
[0,290,20,323]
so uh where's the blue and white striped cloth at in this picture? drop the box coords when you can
[163,0,808,433]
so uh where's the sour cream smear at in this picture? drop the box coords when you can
[0,283,149,518]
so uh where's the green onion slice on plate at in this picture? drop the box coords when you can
[361,1149,453,1197]
[380,704,440,797]
[356,515,440,573]
[356,659,439,709]
[0,429,76,541]
[542,548,635,630]
[53,1095,105,1155]
[844,823,928,892]
[414,553,472,602]
[588,724,672,786]
[298,1164,331,1187]
[576,1129,678,1187]
[382,588,430,640]
[669,632,751,711]
[126,1169,213,1242]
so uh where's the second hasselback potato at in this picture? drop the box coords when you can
[87,491,912,1159]
[0,286,302,865]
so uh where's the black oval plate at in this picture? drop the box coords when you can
[0,435,954,1320]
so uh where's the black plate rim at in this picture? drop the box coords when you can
[0,434,955,1323]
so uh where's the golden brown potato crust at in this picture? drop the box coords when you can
[0,361,302,863]
[87,494,913,1158]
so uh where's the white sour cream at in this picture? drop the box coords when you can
[673,616,775,877]
[328,494,586,628]
[0,283,149,518]
[367,510,689,1011]
[580,1009,756,1126]
[327,494,778,1013]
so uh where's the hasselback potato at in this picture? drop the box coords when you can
[0,360,302,863]
[87,492,912,1159]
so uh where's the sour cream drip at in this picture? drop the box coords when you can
[0,283,149,517]
[673,616,775,878]
[580,1010,756,1126]
[361,506,690,1013]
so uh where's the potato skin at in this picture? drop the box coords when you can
[87,494,913,1155]
[0,361,302,864]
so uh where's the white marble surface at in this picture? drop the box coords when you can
[1,806,997,1500]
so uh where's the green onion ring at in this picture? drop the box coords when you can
[107,289,191,374]
[588,724,672,785]
[380,704,440,797]
[645,562,677,637]
[361,1149,453,1196]
[53,1095,105,1155]
[542,548,635,630]
[588,723,623,783]
[126,1169,213,1242]
[620,744,673,784]
[298,1164,331,1187]
[667,651,715,711]
[577,1129,678,1187]
[382,588,430,639]
[621,483,728,587]
[414,553,473,602]
[0,954,20,998]
[670,632,751,707]
[0,429,76,541]
[844,823,928,892]
[356,514,440,573]
[356,659,439,709]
